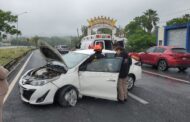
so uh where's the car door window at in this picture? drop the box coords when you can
[85,58,122,72]
[146,47,155,53]
[155,47,165,53]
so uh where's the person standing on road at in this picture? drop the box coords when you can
[115,46,132,102]
[0,66,9,122]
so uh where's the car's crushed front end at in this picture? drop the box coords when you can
[19,43,69,105]
[19,62,66,105]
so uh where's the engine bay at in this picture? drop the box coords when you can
[26,64,66,80]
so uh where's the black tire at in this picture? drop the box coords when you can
[57,86,78,107]
[127,74,135,91]
[157,60,168,71]
[178,67,187,72]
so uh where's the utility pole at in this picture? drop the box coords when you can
[77,28,79,38]
[16,12,28,39]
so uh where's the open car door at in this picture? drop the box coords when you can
[79,57,122,101]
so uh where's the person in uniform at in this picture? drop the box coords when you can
[115,46,132,102]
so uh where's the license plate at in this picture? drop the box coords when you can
[182,57,187,60]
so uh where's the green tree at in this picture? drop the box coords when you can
[124,9,159,51]
[126,30,156,52]
[124,20,143,38]
[81,25,88,37]
[115,26,125,37]
[125,9,159,36]
[143,9,159,33]
[167,14,190,26]
[0,9,21,41]
[27,36,40,48]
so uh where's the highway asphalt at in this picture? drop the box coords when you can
[3,50,190,122]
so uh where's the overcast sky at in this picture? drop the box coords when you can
[1,0,190,37]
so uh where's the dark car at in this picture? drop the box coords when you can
[138,46,190,71]
[55,45,69,54]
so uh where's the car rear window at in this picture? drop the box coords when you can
[172,48,187,53]
[104,40,113,50]
[94,40,113,50]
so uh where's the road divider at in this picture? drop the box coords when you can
[3,52,33,104]
[143,70,190,84]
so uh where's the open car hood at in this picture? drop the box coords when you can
[39,43,68,72]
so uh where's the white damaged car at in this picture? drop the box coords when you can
[19,45,142,107]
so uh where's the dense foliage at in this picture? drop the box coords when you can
[167,14,190,26]
[124,9,159,52]
[0,9,21,41]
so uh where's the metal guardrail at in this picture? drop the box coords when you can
[3,50,33,71]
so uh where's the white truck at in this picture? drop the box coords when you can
[80,34,113,50]
[79,34,126,50]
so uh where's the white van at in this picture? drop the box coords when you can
[80,34,113,50]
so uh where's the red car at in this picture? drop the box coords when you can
[139,46,190,71]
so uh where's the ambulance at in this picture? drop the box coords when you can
[80,34,113,50]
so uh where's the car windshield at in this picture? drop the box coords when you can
[63,52,89,69]
[172,48,187,53]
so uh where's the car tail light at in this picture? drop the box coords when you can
[107,35,111,38]
[96,35,102,38]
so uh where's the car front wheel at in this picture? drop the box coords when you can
[158,60,168,71]
[58,86,78,107]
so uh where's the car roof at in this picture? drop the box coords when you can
[74,49,115,55]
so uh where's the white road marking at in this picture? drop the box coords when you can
[3,52,33,104]
[8,62,20,76]
[143,70,190,84]
[128,92,149,105]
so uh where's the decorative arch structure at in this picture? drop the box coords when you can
[87,16,117,36]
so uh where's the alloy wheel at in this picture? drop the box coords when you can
[127,76,134,90]
[158,60,167,71]
[65,89,77,106]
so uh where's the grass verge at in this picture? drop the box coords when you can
[0,47,31,66]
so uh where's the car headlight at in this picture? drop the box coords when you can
[30,80,48,86]
[29,76,60,86]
